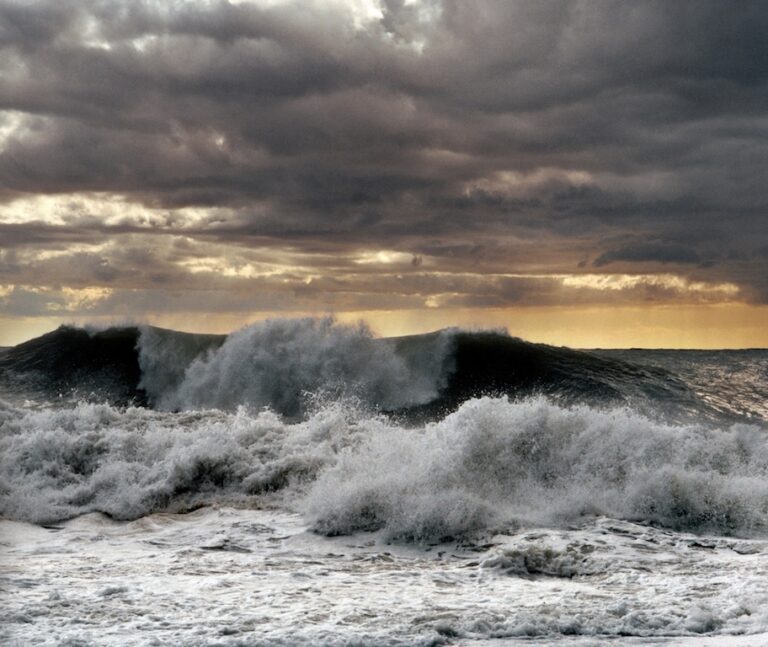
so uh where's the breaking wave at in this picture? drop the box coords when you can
[1,396,766,539]
[1,317,766,541]
[305,397,768,540]
[0,317,728,421]
[138,317,454,417]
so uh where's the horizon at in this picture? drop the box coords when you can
[3,310,767,351]
[1,1,767,347]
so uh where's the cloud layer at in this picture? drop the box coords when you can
[1,0,767,326]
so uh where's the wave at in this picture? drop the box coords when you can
[139,317,454,417]
[1,396,766,539]
[0,317,715,421]
[0,325,147,405]
[305,397,768,541]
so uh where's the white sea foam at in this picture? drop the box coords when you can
[0,398,361,524]
[138,317,454,416]
[306,396,768,540]
[1,396,766,539]
[3,508,768,646]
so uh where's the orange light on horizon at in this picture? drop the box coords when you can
[1,303,767,349]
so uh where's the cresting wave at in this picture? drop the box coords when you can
[1,317,766,543]
[138,318,454,417]
[0,317,720,421]
[1,396,766,539]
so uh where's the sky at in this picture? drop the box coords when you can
[1,0,767,347]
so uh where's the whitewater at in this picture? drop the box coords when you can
[1,317,767,645]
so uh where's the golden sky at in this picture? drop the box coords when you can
[2,303,766,349]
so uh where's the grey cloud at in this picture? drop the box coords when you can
[0,285,72,316]
[0,0,767,309]
[0,228,750,323]
[594,243,702,268]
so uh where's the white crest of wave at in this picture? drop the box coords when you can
[304,396,768,540]
[0,398,367,524]
[2,396,766,538]
[138,317,453,416]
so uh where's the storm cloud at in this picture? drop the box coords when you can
[1,0,767,328]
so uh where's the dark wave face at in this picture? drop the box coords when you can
[0,319,764,424]
[595,348,768,422]
[0,326,150,406]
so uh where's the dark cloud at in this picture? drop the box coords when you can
[0,0,767,316]
[594,242,702,267]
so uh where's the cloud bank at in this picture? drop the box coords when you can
[1,0,767,330]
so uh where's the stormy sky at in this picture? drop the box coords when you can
[1,0,767,346]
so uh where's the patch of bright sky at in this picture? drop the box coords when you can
[560,273,740,295]
[345,260,740,299]
[0,285,113,313]
[59,287,114,310]
[354,250,417,265]
[32,243,114,261]
[130,34,158,53]
[465,166,685,202]
[178,256,293,279]
[424,293,454,308]
[466,167,595,195]
[398,0,441,53]
[225,0,437,43]
[82,15,112,50]
[0,111,32,150]
[228,0,384,29]
[0,193,228,227]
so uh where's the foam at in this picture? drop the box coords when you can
[3,507,768,645]
[2,395,766,539]
[0,400,356,523]
[304,396,768,540]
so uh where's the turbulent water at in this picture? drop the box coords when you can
[1,317,767,645]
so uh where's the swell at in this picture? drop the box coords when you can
[0,319,719,422]
[393,330,703,423]
[0,326,151,405]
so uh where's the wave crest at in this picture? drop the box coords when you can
[2,395,766,539]
[304,397,768,540]
[139,317,454,417]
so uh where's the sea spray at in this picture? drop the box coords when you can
[2,395,766,537]
[136,325,223,406]
[138,317,455,417]
[305,397,768,540]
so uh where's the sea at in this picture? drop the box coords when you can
[1,316,767,646]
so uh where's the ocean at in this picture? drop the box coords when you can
[1,317,767,646]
